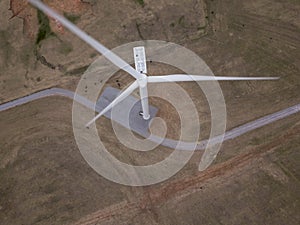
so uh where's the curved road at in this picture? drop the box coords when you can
[0,87,299,150]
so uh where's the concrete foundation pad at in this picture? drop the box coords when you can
[96,87,158,137]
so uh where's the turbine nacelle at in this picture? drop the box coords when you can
[137,74,148,88]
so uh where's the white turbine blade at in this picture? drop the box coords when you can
[28,0,142,80]
[86,81,139,127]
[133,46,147,74]
[148,75,279,83]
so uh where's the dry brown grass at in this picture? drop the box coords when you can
[0,0,299,224]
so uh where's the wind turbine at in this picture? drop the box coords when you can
[28,0,279,129]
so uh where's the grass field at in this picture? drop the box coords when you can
[0,0,299,224]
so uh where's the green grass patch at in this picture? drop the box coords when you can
[66,65,89,76]
[135,0,145,6]
[63,12,81,23]
[178,15,185,26]
[36,10,54,45]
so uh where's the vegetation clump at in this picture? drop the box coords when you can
[135,0,144,6]
[36,10,53,45]
[63,12,80,23]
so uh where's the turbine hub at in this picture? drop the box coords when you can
[137,74,148,88]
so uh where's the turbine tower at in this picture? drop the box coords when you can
[28,0,279,128]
